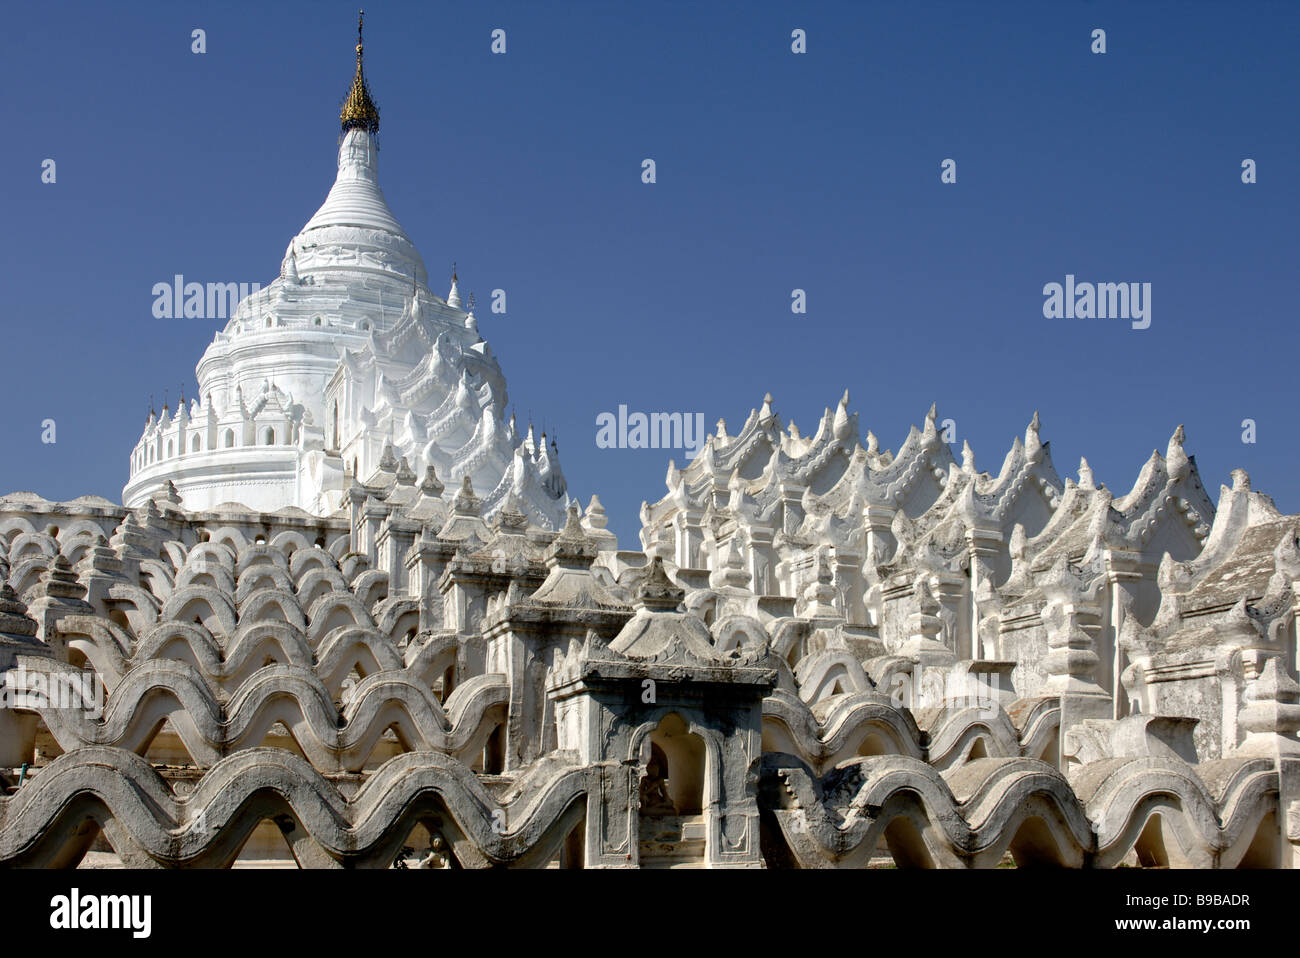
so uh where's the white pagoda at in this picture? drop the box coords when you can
[123,17,569,528]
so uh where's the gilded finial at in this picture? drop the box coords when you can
[452,261,458,282]
[341,10,380,135]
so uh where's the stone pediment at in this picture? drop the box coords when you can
[579,622,776,689]
[560,557,778,687]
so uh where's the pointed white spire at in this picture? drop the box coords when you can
[541,434,565,497]
[537,433,554,481]
[409,274,423,322]
[1078,457,1095,490]
[281,242,299,284]
[833,389,853,439]
[1025,410,1043,462]
[584,494,609,529]
[921,402,939,446]
[447,262,462,309]
[1166,424,1190,481]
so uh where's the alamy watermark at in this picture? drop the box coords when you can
[50,888,151,938]
[1042,274,1151,330]
[152,274,262,320]
[595,406,707,459]
[886,669,1004,720]
[1,666,104,720]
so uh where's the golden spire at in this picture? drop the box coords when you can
[340,10,380,135]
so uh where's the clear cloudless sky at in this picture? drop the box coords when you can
[2,0,1297,546]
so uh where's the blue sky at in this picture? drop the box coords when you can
[3,1,1297,546]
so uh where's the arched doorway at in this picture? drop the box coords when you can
[637,712,707,868]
